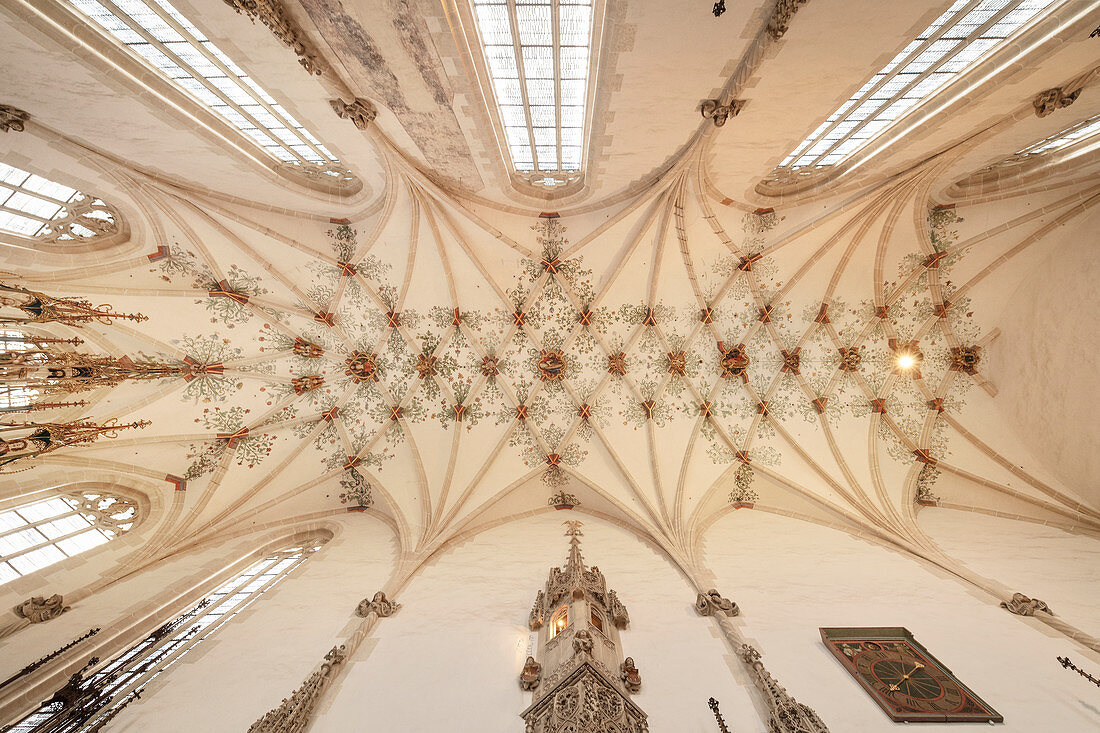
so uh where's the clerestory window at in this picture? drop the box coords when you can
[1010,113,1100,158]
[6,540,325,732]
[0,491,138,585]
[772,0,1062,176]
[471,0,596,190]
[64,0,355,187]
[0,163,119,243]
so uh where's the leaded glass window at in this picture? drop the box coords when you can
[0,164,119,243]
[0,329,44,410]
[772,0,1062,177]
[1011,113,1100,158]
[5,541,325,732]
[471,0,596,190]
[0,491,138,586]
[63,0,355,186]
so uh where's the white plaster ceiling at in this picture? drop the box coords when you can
[0,0,1098,570]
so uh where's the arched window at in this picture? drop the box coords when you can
[469,0,598,192]
[6,539,326,732]
[765,0,1061,187]
[549,604,569,638]
[0,163,119,244]
[63,0,357,189]
[589,607,603,633]
[0,491,137,586]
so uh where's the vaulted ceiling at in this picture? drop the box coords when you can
[1,0,1098,576]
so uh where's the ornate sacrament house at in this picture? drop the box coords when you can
[521,522,648,732]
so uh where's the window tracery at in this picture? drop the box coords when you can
[0,491,138,585]
[6,540,325,732]
[0,163,119,244]
[765,0,1062,188]
[63,0,356,189]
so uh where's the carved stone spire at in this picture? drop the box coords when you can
[740,644,830,733]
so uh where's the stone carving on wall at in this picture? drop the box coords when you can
[767,0,810,40]
[572,628,594,655]
[521,663,649,733]
[247,645,347,733]
[529,590,545,630]
[13,594,69,623]
[355,591,400,618]
[1033,87,1080,117]
[701,98,745,127]
[222,0,323,75]
[607,589,630,629]
[330,98,378,130]
[739,644,830,733]
[695,588,740,617]
[520,656,542,690]
[0,104,29,133]
[620,657,642,693]
[1000,592,1054,617]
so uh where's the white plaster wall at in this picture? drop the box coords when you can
[983,209,1100,507]
[919,511,1100,635]
[318,512,759,733]
[107,515,397,732]
[704,511,1100,732]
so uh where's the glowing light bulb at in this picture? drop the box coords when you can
[897,354,916,370]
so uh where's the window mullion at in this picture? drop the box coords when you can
[0,204,51,226]
[94,0,314,165]
[553,0,562,174]
[508,0,539,172]
[800,0,1026,168]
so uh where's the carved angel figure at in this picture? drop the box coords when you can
[620,657,642,693]
[355,590,401,618]
[572,629,594,655]
[519,656,542,691]
[14,594,69,623]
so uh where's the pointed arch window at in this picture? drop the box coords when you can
[0,163,119,244]
[769,0,1062,179]
[63,0,356,188]
[0,491,138,586]
[6,540,325,732]
[470,0,598,191]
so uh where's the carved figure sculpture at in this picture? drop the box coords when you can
[1033,87,1081,118]
[355,591,401,618]
[572,628,594,655]
[330,98,377,130]
[695,588,739,617]
[1000,592,1054,617]
[520,656,542,690]
[14,594,69,623]
[620,657,642,693]
[0,104,29,133]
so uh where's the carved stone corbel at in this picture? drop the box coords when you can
[519,655,542,690]
[767,0,810,40]
[13,595,69,623]
[355,591,400,618]
[1000,592,1054,617]
[223,0,323,75]
[695,588,739,617]
[620,657,642,693]
[247,645,346,733]
[701,98,745,127]
[1033,87,1081,118]
[0,104,29,133]
[330,98,377,130]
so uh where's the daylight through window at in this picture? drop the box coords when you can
[65,0,351,182]
[471,0,595,189]
[6,541,324,732]
[0,491,138,586]
[775,0,1061,173]
[0,163,118,243]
